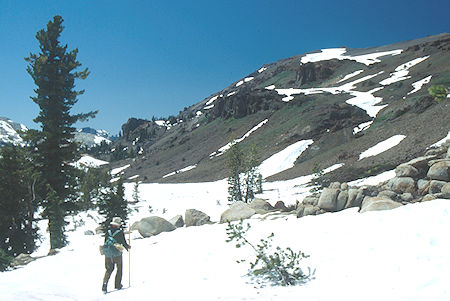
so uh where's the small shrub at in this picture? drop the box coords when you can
[428,85,448,102]
[226,220,314,287]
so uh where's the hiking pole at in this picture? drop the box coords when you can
[128,223,131,288]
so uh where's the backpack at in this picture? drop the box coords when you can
[104,229,120,247]
[100,229,123,257]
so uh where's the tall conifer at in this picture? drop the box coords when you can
[25,15,97,249]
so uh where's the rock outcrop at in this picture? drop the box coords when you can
[296,141,450,218]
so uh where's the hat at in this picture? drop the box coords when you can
[111,217,122,226]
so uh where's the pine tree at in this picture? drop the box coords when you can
[243,144,260,203]
[227,141,263,203]
[79,167,111,210]
[97,177,130,229]
[25,15,97,249]
[0,145,39,257]
[227,141,244,203]
[132,179,140,203]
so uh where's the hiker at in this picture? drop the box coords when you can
[102,217,131,293]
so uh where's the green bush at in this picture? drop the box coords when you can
[226,220,315,287]
[428,85,448,102]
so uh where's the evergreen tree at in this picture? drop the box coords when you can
[78,167,111,210]
[227,141,244,203]
[227,141,263,203]
[243,144,259,203]
[0,145,39,257]
[25,15,97,249]
[132,179,140,203]
[97,177,130,229]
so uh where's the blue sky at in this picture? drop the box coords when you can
[1,0,448,134]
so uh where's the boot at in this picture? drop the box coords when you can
[102,283,107,293]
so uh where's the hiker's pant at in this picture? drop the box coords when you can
[103,255,123,288]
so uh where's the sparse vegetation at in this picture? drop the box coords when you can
[428,84,448,102]
[226,220,314,287]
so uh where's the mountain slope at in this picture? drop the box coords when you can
[0,117,27,146]
[109,33,450,184]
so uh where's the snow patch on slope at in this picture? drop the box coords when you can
[359,135,406,160]
[111,164,131,175]
[380,56,430,86]
[210,119,269,158]
[407,75,432,95]
[337,69,364,83]
[163,165,197,179]
[275,71,388,117]
[301,48,402,66]
[259,140,314,178]
[73,155,109,169]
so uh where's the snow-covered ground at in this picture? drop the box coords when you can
[1,192,449,301]
[1,126,449,301]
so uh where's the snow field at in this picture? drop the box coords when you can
[2,133,450,300]
[2,198,449,300]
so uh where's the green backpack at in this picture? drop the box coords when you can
[102,229,122,257]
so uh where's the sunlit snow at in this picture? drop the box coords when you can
[275,71,387,117]
[380,56,429,86]
[206,95,219,106]
[301,48,402,66]
[430,131,450,148]
[3,172,448,301]
[259,140,314,178]
[75,155,109,168]
[407,75,432,95]
[353,121,374,135]
[359,135,406,160]
[163,165,197,179]
[111,164,131,176]
[210,119,269,158]
[337,69,364,83]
